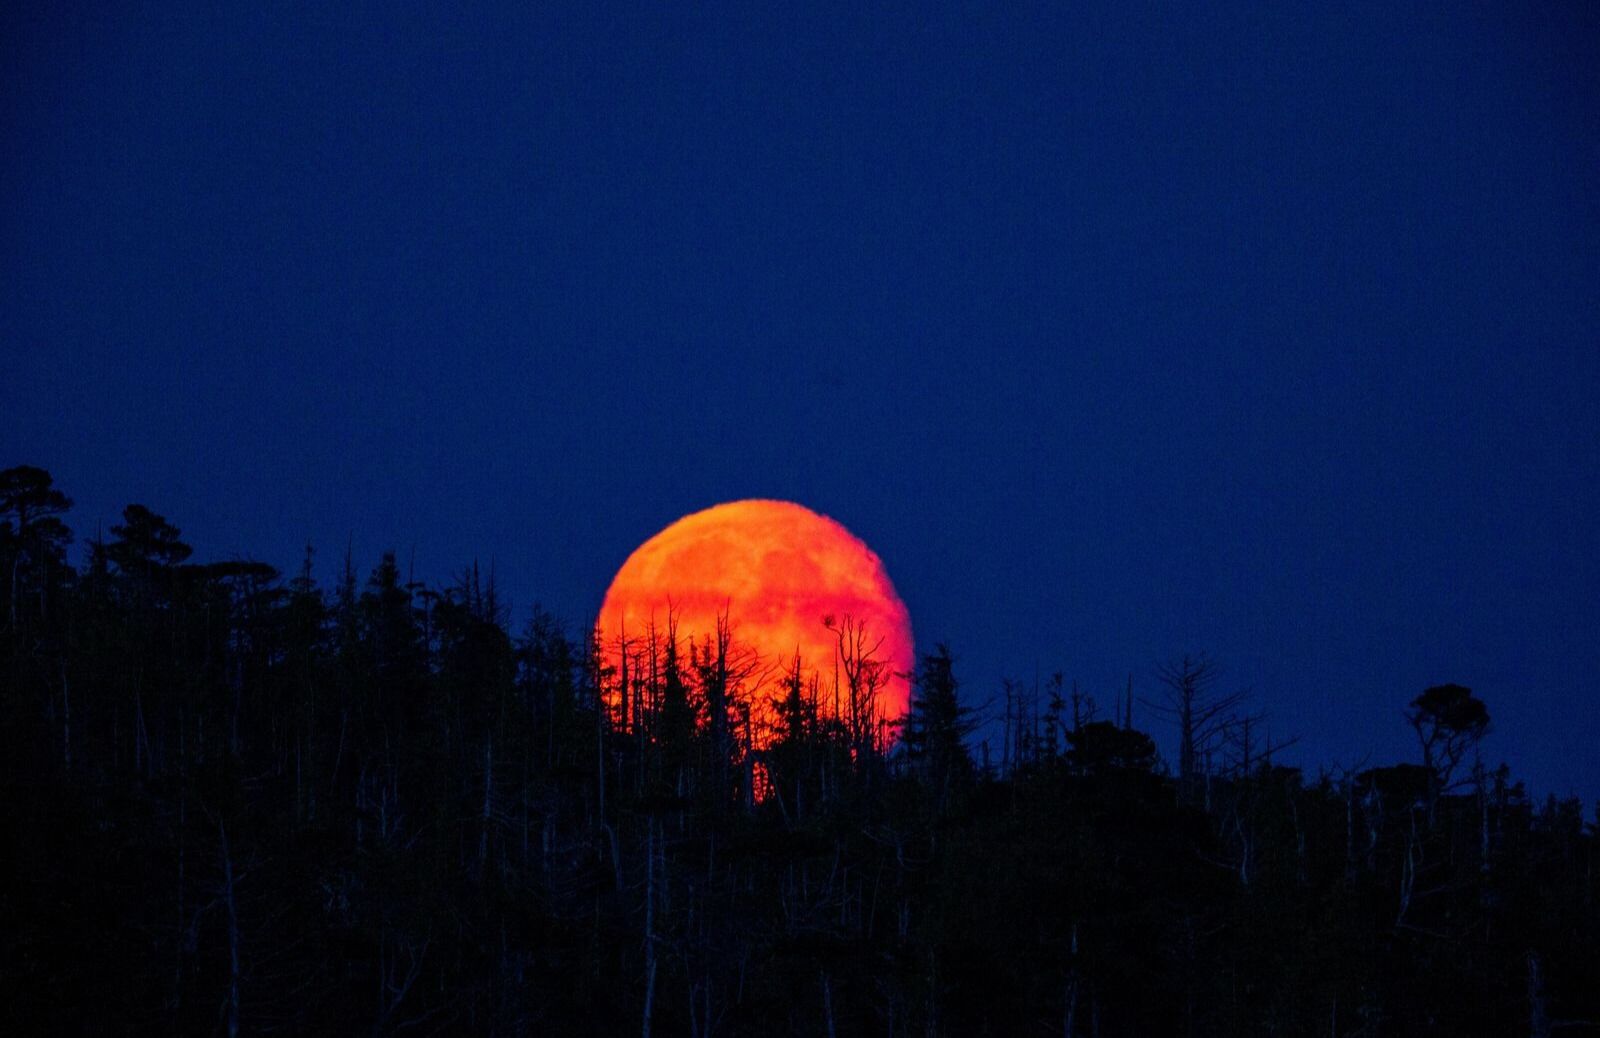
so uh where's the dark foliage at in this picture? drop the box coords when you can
[1,466,1595,1036]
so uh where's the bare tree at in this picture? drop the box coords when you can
[824,614,888,758]
[1147,655,1245,801]
[695,606,768,808]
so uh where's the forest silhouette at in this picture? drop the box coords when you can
[1,465,1595,1035]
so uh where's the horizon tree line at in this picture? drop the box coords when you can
[2,464,1595,1036]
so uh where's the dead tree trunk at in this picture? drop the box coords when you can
[219,821,241,1038]
[642,819,657,1038]
[60,658,71,770]
[479,735,493,875]
[1528,953,1550,1038]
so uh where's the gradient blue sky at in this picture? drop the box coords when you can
[4,2,1597,795]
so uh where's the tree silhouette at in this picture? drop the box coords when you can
[1,465,1595,1037]
[902,643,976,805]
[0,465,74,631]
[1149,653,1244,802]
[1066,719,1158,773]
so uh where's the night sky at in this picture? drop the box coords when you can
[4,3,1597,796]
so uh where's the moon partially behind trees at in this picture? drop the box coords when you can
[597,499,914,746]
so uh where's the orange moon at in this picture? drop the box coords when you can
[597,499,914,745]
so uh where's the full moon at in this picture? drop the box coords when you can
[597,499,914,747]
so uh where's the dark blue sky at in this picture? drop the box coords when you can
[5,3,1597,795]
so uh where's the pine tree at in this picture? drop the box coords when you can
[901,643,976,805]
